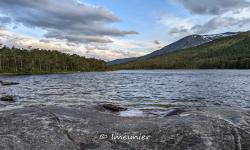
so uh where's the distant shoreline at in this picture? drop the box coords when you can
[0,70,108,76]
[0,71,80,76]
[2,69,250,76]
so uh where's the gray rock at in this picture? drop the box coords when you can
[102,104,128,112]
[0,106,250,150]
[1,95,15,102]
[0,81,19,86]
[164,108,185,117]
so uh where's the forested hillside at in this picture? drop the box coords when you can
[108,32,238,65]
[110,31,250,69]
[0,47,106,74]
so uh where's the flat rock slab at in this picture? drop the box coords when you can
[0,106,250,150]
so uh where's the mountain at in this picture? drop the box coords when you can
[145,32,238,59]
[107,57,137,65]
[110,31,250,69]
[108,32,238,65]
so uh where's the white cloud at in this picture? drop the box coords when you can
[0,0,138,44]
[191,6,250,34]
[157,15,196,37]
[0,0,144,61]
[85,49,145,61]
[158,15,194,30]
[111,38,164,53]
[158,2,250,37]
[0,27,146,61]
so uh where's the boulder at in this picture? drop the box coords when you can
[0,81,19,86]
[1,95,15,102]
[102,104,128,112]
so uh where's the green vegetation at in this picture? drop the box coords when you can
[110,31,250,69]
[0,47,106,74]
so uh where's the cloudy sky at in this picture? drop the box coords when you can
[0,0,250,61]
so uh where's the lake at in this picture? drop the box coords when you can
[1,70,250,116]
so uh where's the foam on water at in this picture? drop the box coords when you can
[120,109,144,117]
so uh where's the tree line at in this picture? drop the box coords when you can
[0,46,106,74]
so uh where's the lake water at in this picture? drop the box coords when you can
[1,70,250,116]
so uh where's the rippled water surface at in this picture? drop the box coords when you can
[1,70,250,113]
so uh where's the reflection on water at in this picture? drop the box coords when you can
[1,70,250,113]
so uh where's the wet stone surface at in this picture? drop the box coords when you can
[0,105,250,150]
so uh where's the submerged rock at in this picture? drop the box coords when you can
[102,104,128,112]
[164,108,185,117]
[1,95,15,102]
[0,81,19,86]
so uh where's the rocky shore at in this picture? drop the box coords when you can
[0,105,250,150]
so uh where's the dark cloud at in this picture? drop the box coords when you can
[0,16,11,24]
[167,15,250,37]
[176,0,250,15]
[39,39,50,43]
[192,17,250,34]
[169,27,189,36]
[167,0,250,37]
[45,30,114,43]
[0,0,138,44]
[154,40,160,45]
